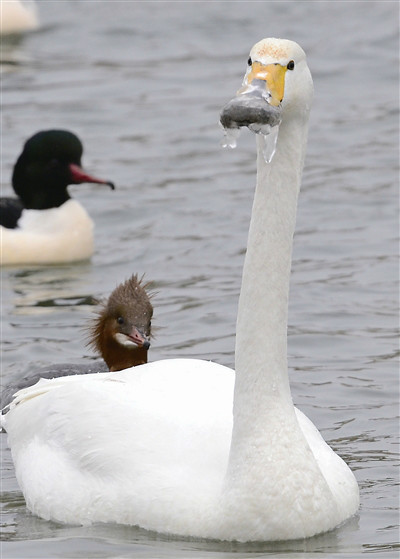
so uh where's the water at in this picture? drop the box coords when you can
[1,1,398,557]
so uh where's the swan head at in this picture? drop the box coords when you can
[87,275,153,371]
[220,38,313,137]
[248,38,313,113]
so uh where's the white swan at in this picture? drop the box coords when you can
[2,38,359,542]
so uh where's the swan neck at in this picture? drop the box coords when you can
[235,117,309,405]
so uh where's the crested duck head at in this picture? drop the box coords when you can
[88,275,153,371]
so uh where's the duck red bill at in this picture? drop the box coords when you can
[69,163,115,189]
[129,327,150,349]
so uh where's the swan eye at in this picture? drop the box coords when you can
[116,316,124,325]
[247,57,252,66]
[287,60,295,70]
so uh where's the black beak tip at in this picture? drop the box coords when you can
[107,181,115,190]
[143,341,151,350]
[220,95,282,130]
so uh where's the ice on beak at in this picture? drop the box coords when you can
[220,79,282,163]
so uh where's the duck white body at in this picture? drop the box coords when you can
[2,39,359,541]
[1,200,93,265]
[0,0,38,35]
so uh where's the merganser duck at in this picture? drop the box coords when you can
[1,130,114,265]
[0,1,39,35]
[1,39,359,541]
[1,274,152,408]
[87,274,153,371]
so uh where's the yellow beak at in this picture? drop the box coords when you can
[240,62,287,107]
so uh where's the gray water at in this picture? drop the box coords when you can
[1,1,399,558]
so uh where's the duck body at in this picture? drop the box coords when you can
[2,39,359,541]
[1,130,114,266]
[1,199,94,265]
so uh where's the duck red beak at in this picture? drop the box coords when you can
[69,163,115,189]
[129,327,151,350]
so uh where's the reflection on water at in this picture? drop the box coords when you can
[1,1,398,558]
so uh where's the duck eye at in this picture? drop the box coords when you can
[116,316,124,325]
[287,60,295,71]
[247,57,252,66]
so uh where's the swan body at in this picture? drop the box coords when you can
[3,360,358,540]
[2,39,359,541]
[1,130,114,266]
[0,1,38,35]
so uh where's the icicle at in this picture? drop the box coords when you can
[261,124,280,163]
[220,121,280,163]
[221,127,241,149]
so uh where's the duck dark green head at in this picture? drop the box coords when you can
[12,129,114,210]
